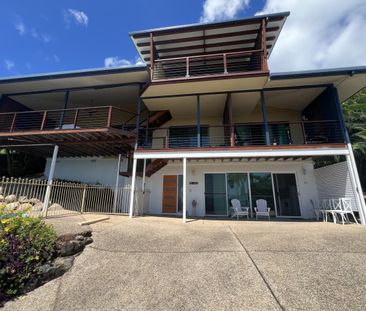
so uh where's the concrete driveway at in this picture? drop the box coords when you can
[4,215,366,311]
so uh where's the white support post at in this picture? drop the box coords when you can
[182,157,187,223]
[42,145,58,216]
[80,184,87,214]
[346,144,366,225]
[142,159,147,193]
[129,158,138,219]
[113,154,122,213]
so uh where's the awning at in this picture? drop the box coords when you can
[0,66,149,111]
[130,12,289,65]
[268,66,366,102]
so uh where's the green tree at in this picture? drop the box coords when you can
[342,88,366,188]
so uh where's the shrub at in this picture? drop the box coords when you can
[0,205,57,304]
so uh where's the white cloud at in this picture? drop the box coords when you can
[42,34,51,43]
[257,0,366,71]
[200,0,250,23]
[65,9,89,27]
[31,28,39,39]
[104,56,144,68]
[46,54,60,63]
[4,59,15,70]
[14,16,26,35]
[52,54,60,63]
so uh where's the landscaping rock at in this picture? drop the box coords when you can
[17,203,33,212]
[29,198,42,205]
[80,230,92,237]
[53,256,74,276]
[41,257,75,281]
[0,194,4,202]
[32,202,44,211]
[48,203,63,211]
[75,235,84,241]
[84,237,93,245]
[5,202,20,211]
[18,196,28,203]
[56,232,93,257]
[5,194,17,203]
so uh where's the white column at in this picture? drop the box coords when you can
[129,158,138,219]
[142,159,147,193]
[346,144,366,225]
[113,154,122,213]
[182,157,187,223]
[42,145,59,216]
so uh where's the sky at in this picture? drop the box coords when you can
[0,0,366,78]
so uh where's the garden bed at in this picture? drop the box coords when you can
[0,206,93,306]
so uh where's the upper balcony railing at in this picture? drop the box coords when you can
[137,120,344,150]
[0,106,137,134]
[151,49,264,81]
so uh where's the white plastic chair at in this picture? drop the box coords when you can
[230,199,249,220]
[322,199,335,223]
[254,199,270,220]
[337,198,359,225]
[330,198,342,224]
[311,199,322,221]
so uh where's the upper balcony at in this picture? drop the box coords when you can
[151,50,264,81]
[0,106,137,157]
[136,85,347,154]
[130,12,288,93]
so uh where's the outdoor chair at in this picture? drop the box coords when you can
[330,198,342,224]
[321,199,336,223]
[336,198,359,225]
[254,199,270,220]
[311,199,322,221]
[230,199,250,220]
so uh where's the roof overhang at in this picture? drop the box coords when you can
[130,12,289,65]
[0,65,148,95]
[268,66,366,102]
[0,65,149,111]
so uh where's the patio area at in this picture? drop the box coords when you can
[4,215,366,311]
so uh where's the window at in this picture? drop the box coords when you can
[169,126,208,148]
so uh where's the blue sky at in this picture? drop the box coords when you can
[0,1,263,77]
[1,0,365,78]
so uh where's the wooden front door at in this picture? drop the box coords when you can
[162,175,178,213]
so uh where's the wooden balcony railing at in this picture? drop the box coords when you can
[137,120,344,150]
[152,49,265,81]
[0,106,137,134]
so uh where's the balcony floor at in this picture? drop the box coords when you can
[0,127,135,157]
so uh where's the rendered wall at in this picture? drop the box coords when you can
[146,160,318,218]
[44,156,129,185]
[314,161,359,211]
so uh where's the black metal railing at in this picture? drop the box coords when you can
[152,50,264,81]
[0,106,137,133]
[137,120,344,149]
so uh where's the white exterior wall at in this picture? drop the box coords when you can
[44,156,129,185]
[314,161,360,211]
[146,159,318,219]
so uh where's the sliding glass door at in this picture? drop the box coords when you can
[273,173,301,217]
[205,174,227,215]
[249,173,275,213]
[227,173,250,210]
[204,172,301,218]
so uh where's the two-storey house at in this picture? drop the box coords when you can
[1,12,366,223]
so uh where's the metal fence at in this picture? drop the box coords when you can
[0,177,149,218]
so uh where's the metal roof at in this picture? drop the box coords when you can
[0,65,147,85]
[130,12,289,65]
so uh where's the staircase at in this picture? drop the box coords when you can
[119,110,171,177]
[140,110,172,129]
[145,159,168,177]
